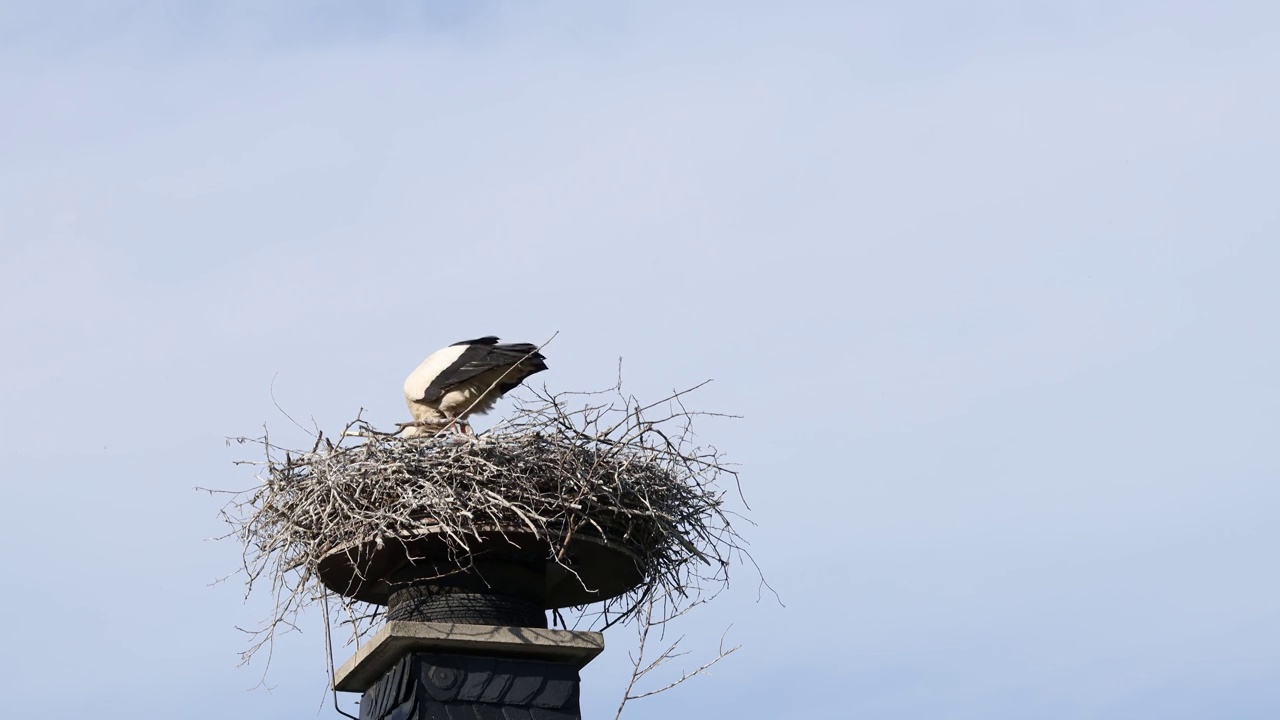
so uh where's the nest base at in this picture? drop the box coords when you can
[317,526,644,610]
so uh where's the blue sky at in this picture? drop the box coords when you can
[2,2,1278,718]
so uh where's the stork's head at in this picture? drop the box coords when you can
[399,418,471,438]
[399,424,431,439]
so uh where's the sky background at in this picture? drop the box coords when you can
[2,1,1279,718]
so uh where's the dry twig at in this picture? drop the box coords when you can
[613,596,740,720]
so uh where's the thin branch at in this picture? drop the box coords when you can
[614,597,739,719]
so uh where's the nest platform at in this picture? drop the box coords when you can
[316,525,643,608]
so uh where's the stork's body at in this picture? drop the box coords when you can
[402,336,547,436]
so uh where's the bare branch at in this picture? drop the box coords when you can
[614,596,740,719]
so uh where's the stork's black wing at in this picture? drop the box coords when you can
[450,336,500,347]
[420,341,548,402]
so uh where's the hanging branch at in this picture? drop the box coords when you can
[613,595,740,719]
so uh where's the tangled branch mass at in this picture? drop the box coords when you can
[218,381,745,665]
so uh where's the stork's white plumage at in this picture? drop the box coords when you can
[402,336,548,437]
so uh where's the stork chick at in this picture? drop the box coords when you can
[402,336,548,437]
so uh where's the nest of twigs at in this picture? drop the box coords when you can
[214,379,747,667]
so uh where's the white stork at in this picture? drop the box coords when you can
[401,336,548,436]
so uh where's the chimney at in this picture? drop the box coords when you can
[320,527,642,719]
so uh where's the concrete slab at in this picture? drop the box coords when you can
[334,620,606,693]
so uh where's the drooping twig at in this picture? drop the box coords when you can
[613,596,740,719]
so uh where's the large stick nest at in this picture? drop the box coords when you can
[214,379,749,667]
